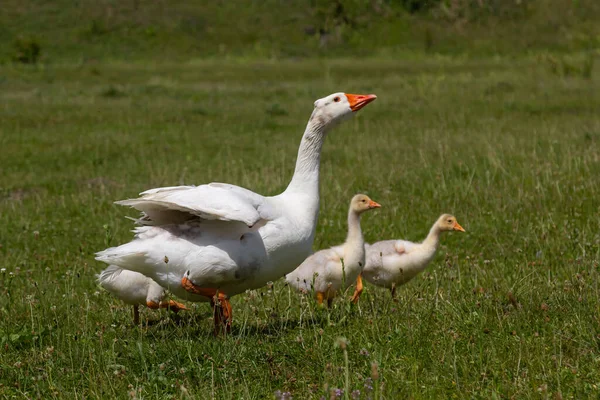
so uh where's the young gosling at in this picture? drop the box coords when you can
[98,265,188,324]
[285,194,381,307]
[358,214,465,299]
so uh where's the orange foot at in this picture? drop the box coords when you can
[147,299,189,313]
[181,273,232,335]
[161,299,189,313]
[350,274,363,304]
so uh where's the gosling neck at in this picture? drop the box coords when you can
[345,209,364,247]
[422,223,442,250]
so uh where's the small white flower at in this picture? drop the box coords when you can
[0,268,6,273]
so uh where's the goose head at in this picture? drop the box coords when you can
[436,214,465,232]
[351,194,381,214]
[311,92,377,128]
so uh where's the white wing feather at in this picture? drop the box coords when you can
[116,182,274,227]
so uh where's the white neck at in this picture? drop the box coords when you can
[284,110,329,195]
[422,223,442,249]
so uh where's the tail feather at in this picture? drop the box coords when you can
[97,265,123,286]
[95,248,147,272]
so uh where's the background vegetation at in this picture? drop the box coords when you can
[1,0,599,398]
[1,0,600,62]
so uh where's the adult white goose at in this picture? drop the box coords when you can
[286,194,380,307]
[358,214,465,299]
[96,92,377,334]
[97,266,188,324]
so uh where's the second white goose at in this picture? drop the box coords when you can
[97,266,188,324]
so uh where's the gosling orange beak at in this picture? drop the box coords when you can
[453,221,466,232]
[345,94,377,112]
[368,200,381,209]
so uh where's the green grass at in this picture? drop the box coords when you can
[2,0,600,63]
[1,57,600,399]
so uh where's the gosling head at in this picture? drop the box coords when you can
[350,194,381,214]
[436,214,465,232]
[312,92,377,127]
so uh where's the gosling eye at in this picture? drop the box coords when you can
[333,96,340,102]
[447,219,453,223]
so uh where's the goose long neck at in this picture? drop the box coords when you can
[345,210,364,247]
[422,223,442,249]
[285,111,328,195]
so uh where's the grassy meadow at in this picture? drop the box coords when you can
[1,56,600,399]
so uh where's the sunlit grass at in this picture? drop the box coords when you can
[1,58,599,398]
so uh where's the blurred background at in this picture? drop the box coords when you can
[3,0,600,63]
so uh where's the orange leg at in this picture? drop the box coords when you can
[182,275,232,335]
[350,274,364,304]
[316,292,325,306]
[211,293,232,335]
[317,291,334,308]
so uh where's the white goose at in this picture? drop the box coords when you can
[358,214,465,299]
[96,92,377,333]
[97,266,188,324]
[286,194,380,307]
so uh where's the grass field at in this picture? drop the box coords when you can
[1,57,600,399]
[2,0,600,62]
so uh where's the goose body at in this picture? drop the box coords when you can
[97,265,187,324]
[361,214,465,296]
[96,92,377,332]
[286,194,380,305]
[98,189,318,300]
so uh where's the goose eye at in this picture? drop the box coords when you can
[334,96,340,102]
[447,219,452,223]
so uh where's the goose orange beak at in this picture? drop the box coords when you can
[368,200,381,209]
[346,94,377,112]
[453,221,466,232]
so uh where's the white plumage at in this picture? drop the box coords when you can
[96,92,377,333]
[97,265,187,324]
